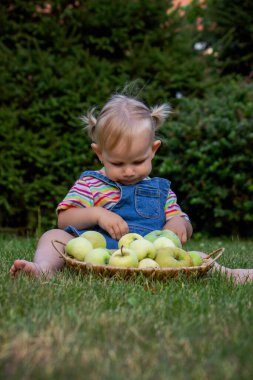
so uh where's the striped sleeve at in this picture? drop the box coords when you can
[164,189,190,222]
[56,178,94,213]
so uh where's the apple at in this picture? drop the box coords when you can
[188,251,203,266]
[109,247,138,268]
[138,258,160,269]
[144,229,182,248]
[153,237,176,251]
[155,247,193,268]
[85,248,111,265]
[129,239,156,260]
[65,237,93,261]
[118,233,143,249]
[80,230,106,249]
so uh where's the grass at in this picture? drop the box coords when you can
[0,234,253,380]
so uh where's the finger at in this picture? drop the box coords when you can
[181,230,187,245]
[124,222,129,234]
[111,224,122,241]
[119,221,129,236]
[112,218,128,239]
[104,224,116,240]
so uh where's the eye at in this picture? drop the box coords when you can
[134,160,145,165]
[111,162,123,167]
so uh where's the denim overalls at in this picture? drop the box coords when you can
[65,170,171,249]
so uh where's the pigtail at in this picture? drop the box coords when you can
[150,104,171,130]
[80,107,97,140]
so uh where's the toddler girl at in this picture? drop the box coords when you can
[10,94,253,284]
[57,95,191,248]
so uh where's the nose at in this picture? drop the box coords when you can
[124,166,134,177]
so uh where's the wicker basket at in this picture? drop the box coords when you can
[51,239,224,280]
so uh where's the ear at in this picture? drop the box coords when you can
[151,140,161,158]
[91,143,103,162]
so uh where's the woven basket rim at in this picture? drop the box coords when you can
[51,239,224,276]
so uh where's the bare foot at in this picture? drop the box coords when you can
[10,260,54,279]
[225,268,253,285]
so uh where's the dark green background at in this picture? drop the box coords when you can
[0,0,252,236]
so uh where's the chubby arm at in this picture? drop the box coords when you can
[58,207,129,240]
[164,188,193,244]
[57,175,128,240]
[163,216,193,245]
[58,207,100,230]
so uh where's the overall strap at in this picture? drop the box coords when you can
[144,177,171,195]
[79,170,121,189]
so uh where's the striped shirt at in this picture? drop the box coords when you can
[57,170,189,221]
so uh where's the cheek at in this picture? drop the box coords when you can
[147,160,153,172]
[140,161,152,174]
[105,165,118,179]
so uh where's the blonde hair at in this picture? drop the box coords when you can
[81,94,171,150]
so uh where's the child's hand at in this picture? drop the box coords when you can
[163,216,192,245]
[97,209,129,241]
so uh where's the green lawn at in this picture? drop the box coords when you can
[0,234,253,380]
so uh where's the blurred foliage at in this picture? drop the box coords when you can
[0,0,252,236]
[156,78,253,236]
[201,0,253,76]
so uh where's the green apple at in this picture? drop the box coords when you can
[160,230,182,249]
[129,239,156,260]
[80,231,106,249]
[144,229,182,248]
[153,237,176,251]
[65,237,93,261]
[118,233,143,249]
[109,247,138,268]
[85,248,111,265]
[188,251,203,266]
[138,258,160,269]
[155,247,193,268]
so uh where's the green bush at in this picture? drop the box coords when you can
[157,78,253,236]
[0,0,212,232]
[1,1,251,236]
[201,0,253,76]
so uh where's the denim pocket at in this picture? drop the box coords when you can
[135,186,160,219]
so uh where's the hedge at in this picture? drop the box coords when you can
[1,1,252,236]
[156,78,253,236]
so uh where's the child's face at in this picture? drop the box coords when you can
[92,127,161,185]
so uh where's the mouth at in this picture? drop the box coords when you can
[120,178,138,185]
